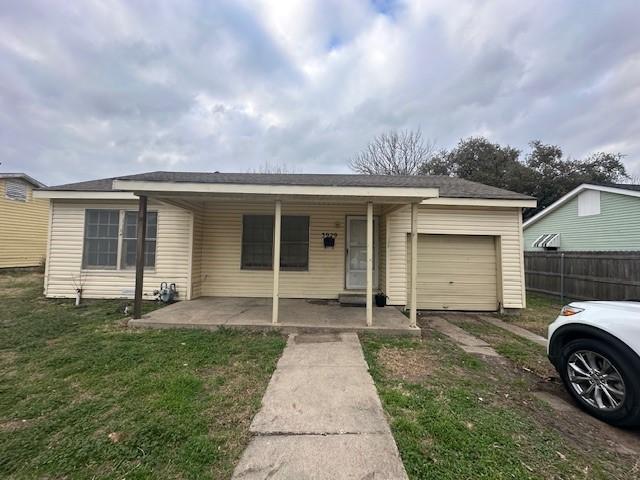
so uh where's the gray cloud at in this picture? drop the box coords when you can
[1,0,639,185]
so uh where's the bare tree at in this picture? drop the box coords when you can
[249,161,299,174]
[349,129,436,175]
[617,174,640,185]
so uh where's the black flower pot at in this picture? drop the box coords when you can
[323,236,335,248]
[375,293,387,307]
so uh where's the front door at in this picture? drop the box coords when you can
[346,216,378,290]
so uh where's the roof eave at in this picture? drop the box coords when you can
[112,179,440,201]
[33,190,136,200]
[422,197,536,208]
[0,173,46,188]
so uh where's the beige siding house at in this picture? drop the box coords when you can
[0,173,49,268]
[35,172,535,324]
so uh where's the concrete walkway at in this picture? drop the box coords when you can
[232,333,408,480]
[478,315,547,347]
[428,316,500,357]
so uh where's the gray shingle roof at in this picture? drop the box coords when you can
[42,177,117,191]
[42,171,534,200]
[600,183,640,192]
[0,172,46,188]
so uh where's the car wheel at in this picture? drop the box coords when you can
[558,338,640,427]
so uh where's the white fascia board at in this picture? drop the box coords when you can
[421,197,536,208]
[112,179,440,199]
[33,190,137,200]
[523,183,640,228]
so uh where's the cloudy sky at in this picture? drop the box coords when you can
[1,0,639,186]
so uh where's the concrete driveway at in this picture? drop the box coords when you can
[232,333,408,479]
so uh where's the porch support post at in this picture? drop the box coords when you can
[272,199,282,324]
[133,195,148,319]
[366,201,373,326]
[409,202,418,327]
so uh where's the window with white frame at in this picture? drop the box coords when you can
[82,209,157,269]
[122,211,158,268]
[577,190,600,216]
[5,180,27,201]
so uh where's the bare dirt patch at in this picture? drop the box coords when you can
[3,287,31,298]
[377,346,435,383]
[0,419,32,432]
[0,349,17,364]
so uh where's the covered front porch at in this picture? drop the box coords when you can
[113,175,437,332]
[129,296,419,336]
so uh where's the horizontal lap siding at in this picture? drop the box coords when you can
[387,205,524,309]
[199,201,381,298]
[379,213,387,293]
[46,200,191,299]
[0,180,49,268]
[190,205,204,299]
[524,192,640,251]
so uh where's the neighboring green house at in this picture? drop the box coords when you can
[524,184,640,251]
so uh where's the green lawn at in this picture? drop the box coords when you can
[361,332,635,480]
[0,271,286,479]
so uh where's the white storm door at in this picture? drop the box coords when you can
[346,216,378,290]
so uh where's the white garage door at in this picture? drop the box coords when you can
[413,234,498,311]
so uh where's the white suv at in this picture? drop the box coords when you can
[548,301,640,427]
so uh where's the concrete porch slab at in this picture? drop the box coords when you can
[129,297,420,336]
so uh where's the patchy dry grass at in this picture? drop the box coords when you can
[443,315,555,378]
[362,329,640,480]
[499,292,564,337]
[0,270,285,479]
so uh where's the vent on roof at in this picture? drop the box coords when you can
[533,233,560,249]
[5,179,27,201]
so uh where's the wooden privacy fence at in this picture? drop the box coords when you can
[525,251,640,301]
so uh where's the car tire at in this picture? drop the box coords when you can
[558,337,640,427]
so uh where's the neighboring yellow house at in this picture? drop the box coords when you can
[0,173,49,269]
[35,172,535,322]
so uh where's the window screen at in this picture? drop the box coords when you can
[281,216,309,270]
[83,209,119,268]
[5,180,27,201]
[241,215,310,270]
[122,211,158,268]
[242,215,274,269]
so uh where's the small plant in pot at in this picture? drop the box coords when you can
[375,292,387,307]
